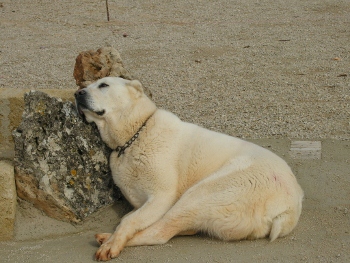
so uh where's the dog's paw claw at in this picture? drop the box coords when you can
[95,233,112,246]
[95,245,120,261]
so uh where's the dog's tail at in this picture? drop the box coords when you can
[269,195,303,242]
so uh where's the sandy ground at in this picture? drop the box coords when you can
[0,0,349,262]
[1,139,350,263]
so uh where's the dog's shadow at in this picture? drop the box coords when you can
[89,238,99,248]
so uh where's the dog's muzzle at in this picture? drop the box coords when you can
[74,89,88,118]
[74,89,105,118]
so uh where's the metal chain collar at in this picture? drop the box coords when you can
[115,114,153,157]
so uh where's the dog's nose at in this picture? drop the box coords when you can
[74,89,86,98]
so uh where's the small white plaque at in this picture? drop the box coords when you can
[289,141,322,159]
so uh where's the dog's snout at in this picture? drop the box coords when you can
[75,89,86,98]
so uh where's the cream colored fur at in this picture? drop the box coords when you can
[75,77,304,261]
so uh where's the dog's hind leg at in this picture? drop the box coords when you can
[126,174,239,247]
[127,169,291,247]
[177,230,198,236]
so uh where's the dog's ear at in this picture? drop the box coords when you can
[127,80,144,98]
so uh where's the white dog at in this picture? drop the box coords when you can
[75,77,303,261]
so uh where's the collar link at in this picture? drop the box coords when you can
[115,114,153,157]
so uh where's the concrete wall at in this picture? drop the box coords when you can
[0,160,16,241]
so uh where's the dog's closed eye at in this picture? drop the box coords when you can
[98,83,109,88]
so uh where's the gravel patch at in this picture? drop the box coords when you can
[0,0,349,139]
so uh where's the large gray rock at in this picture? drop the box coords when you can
[13,91,119,223]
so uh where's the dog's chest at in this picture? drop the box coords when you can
[110,152,152,208]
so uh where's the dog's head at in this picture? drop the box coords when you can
[74,77,144,124]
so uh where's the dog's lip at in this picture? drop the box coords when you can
[95,109,105,116]
[76,102,87,117]
[76,102,105,117]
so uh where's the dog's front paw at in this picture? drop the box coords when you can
[95,233,112,246]
[95,242,120,261]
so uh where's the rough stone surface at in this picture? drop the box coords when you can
[73,47,152,98]
[73,47,132,88]
[13,91,119,223]
[0,160,16,241]
[0,88,76,160]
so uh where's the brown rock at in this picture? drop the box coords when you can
[73,47,152,98]
[73,47,132,88]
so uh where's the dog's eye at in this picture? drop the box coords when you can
[98,83,109,88]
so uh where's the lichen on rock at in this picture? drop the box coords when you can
[13,90,119,223]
